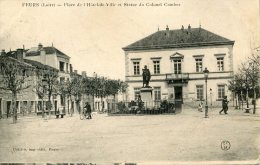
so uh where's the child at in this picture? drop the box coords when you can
[198,101,203,112]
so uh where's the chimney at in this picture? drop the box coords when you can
[74,70,78,74]
[1,49,6,56]
[188,24,191,31]
[166,25,169,31]
[38,43,43,50]
[16,49,24,62]
[82,71,87,78]
[181,25,184,31]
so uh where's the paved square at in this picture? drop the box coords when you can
[0,107,259,163]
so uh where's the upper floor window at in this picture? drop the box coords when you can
[59,61,65,72]
[218,85,225,99]
[173,59,182,74]
[153,61,160,74]
[195,58,203,72]
[196,85,204,100]
[133,61,140,75]
[215,54,225,72]
[217,57,224,71]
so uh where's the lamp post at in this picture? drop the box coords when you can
[203,67,209,118]
[210,88,212,109]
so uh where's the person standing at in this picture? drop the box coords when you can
[86,102,92,119]
[219,96,228,114]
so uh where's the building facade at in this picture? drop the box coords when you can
[0,49,38,117]
[25,43,72,113]
[123,25,235,107]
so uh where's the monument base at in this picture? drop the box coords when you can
[140,87,153,109]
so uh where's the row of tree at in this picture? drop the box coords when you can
[0,51,127,123]
[228,48,260,114]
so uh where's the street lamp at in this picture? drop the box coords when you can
[203,67,209,118]
[210,88,212,109]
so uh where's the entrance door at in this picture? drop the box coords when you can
[174,86,183,102]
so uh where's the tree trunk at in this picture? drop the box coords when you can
[101,96,104,112]
[48,94,52,117]
[12,91,17,124]
[41,99,44,118]
[69,96,73,116]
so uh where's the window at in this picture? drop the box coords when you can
[195,58,203,72]
[153,61,160,74]
[134,88,140,100]
[133,62,140,75]
[154,87,161,101]
[173,59,182,74]
[217,57,224,71]
[60,77,65,84]
[196,85,204,100]
[218,85,225,99]
[59,61,65,72]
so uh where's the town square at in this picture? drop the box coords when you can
[0,0,259,164]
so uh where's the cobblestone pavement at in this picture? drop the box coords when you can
[0,107,259,164]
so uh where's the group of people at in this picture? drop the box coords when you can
[198,96,229,114]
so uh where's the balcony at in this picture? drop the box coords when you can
[166,73,189,84]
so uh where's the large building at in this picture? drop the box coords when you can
[123,25,235,107]
[24,43,72,113]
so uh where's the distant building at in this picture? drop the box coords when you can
[25,43,71,113]
[123,25,235,107]
[0,49,57,116]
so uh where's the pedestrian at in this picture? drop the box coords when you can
[83,103,88,118]
[85,102,92,119]
[198,101,203,112]
[219,96,229,114]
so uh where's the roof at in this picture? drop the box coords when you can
[123,27,235,51]
[24,59,58,72]
[26,46,70,58]
[3,50,58,71]
[0,55,33,68]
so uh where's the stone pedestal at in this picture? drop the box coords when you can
[140,87,153,109]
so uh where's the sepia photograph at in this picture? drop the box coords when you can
[0,0,259,164]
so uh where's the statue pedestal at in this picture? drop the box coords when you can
[140,87,153,109]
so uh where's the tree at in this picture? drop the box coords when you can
[43,68,59,116]
[0,55,33,123]
[70,73,84,114]
[25,59,58,118]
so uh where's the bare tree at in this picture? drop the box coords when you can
[0,55,33,123]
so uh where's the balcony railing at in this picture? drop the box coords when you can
[166,73,189,80]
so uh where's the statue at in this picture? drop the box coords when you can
[142,65,151,87]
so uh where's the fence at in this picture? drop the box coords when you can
[107,100,182,115]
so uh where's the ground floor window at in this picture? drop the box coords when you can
[154,87,161,101]
[218,85,225,99]
[196,85,204,100]
[134,88,141,101]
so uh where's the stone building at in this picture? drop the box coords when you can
[123,25,235,107]
[24,43,72,113]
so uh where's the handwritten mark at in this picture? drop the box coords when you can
[221,140,231,151]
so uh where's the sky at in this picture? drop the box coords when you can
[0,0,259,80]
